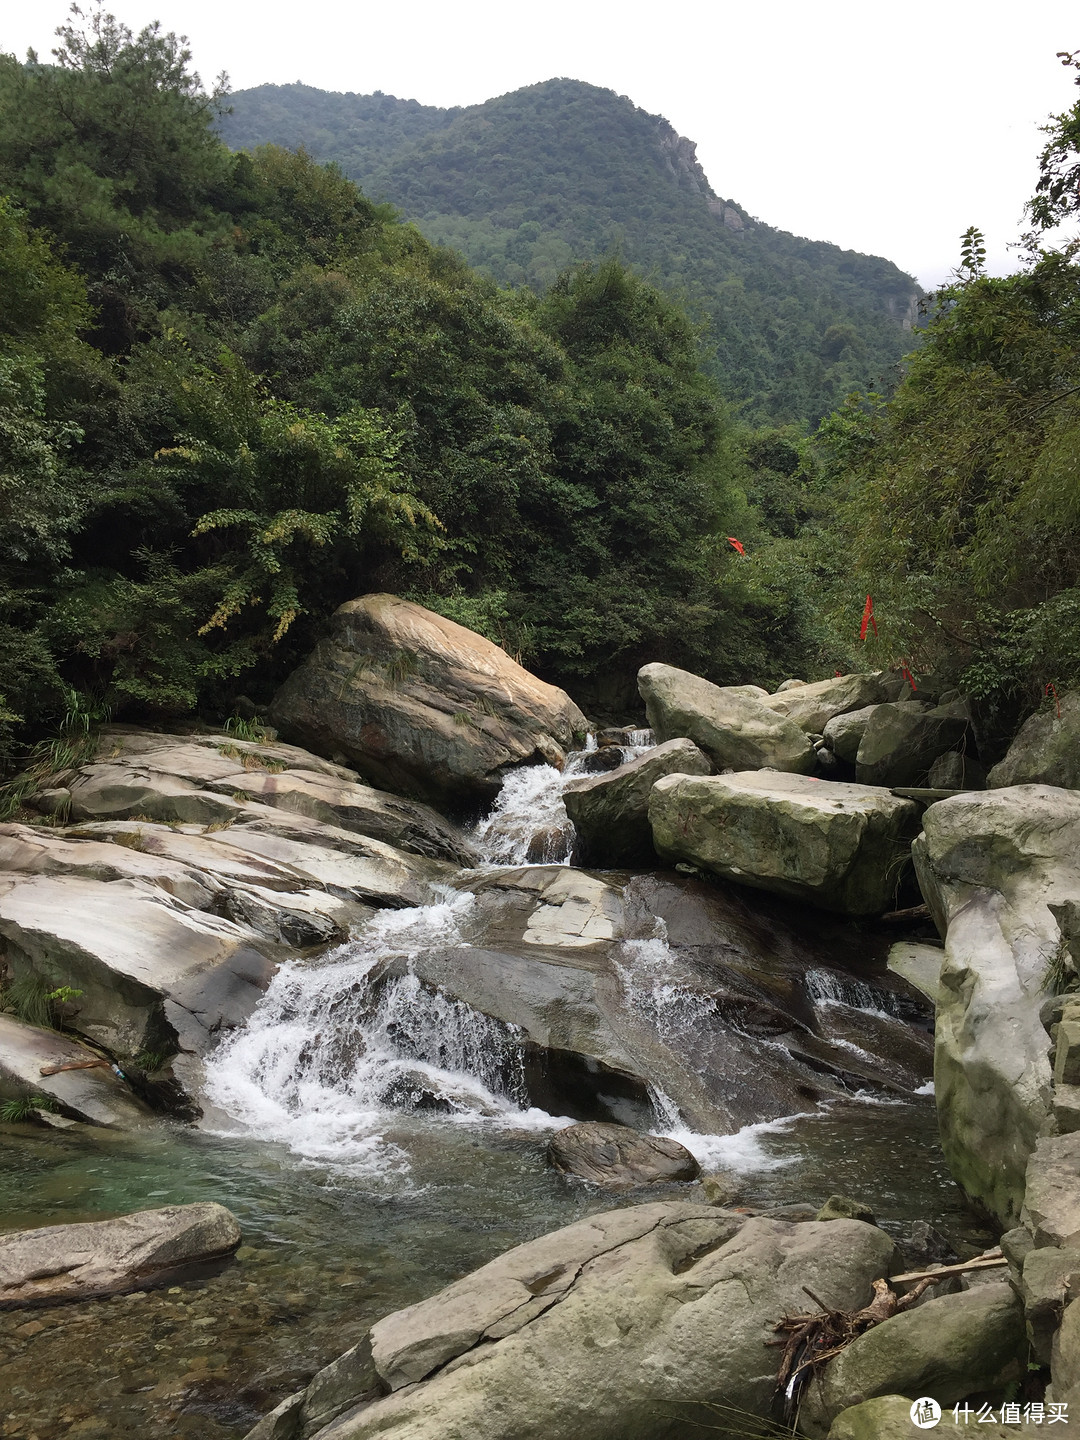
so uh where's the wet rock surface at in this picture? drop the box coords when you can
[269,594,587,806]
[547,1122,700,1187]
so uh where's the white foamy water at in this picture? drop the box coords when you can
[805,967,908,1019]
[470,762,575,866]
[204,891,572,1176]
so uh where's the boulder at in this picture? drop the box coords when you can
[562,738,711,867]
[855,701,973,787]
[989,691,1080,790]
[1052,1288,1080,1407]
[0,1012,152,1128]
[886,941,944,1007]
[269,594,588,806]
[822,705,880,765]
[637,663,815,774]
[816,1195,876,1224]
[1023,1133,1080,1250]
[63,729,475,866]
[648,771,921,915]
[760,673,889,734]
[1019,1242,1080,1363]
[799,1282,1025,1437]
[547,1122,700,1188]
[242,1204,896,1440]
[912,787,1080,1224]
[927,750,986,790]
[0,1202,240,1307]
[826,1395,1017,1438]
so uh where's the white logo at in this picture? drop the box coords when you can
[910,1398,941,1428]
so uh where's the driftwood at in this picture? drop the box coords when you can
[889,1251,1005,1285]
[39,1058,111,1076]
[769,1276,943,1423]
[881,903,932,923]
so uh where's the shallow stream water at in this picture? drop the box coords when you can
[0,742,990,1439]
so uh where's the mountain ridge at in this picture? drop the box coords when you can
[220,77,919,424]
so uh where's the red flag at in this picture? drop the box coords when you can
[727,537,745,555]
[1047,682,1062,718]
[900,665,918,692]
[859,594,877,641]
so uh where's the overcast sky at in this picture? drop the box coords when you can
[5,1,1079,288]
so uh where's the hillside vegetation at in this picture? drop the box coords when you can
[220,79,919,427]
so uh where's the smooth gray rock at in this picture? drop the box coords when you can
[856,702,973,787]
[927,750,986,790]
[0,1202,240,1307]
[887,941,944,1006]
[822,705,881,764]
[989,691,1080,790]
[270,594,588,805]
[0,1012,152,1128]
[913,787,1080,1224]
[648,771,920,915]
[562,738,711,866]
[637,662,815,774]
[799,1282,1025,1437]
[826,1395,1017,1438]
[257,1205,895,1440]
[760,673,889,734]
[547,1122,700,1188]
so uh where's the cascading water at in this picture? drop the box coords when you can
[805,967,911,1019]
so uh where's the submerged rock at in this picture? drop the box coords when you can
[638,662,815,774]
[242,1204,896,1440]
[913,786,1080,1225]
[562,737,711,866]
[270,594,588,806]
[816,1194,876,1224]
[0,1202,241,1307]
[989,690,1080,790]
[547,1122,700,1188]
[648,771,921,915]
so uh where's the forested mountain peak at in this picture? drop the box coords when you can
[220,76,918,424]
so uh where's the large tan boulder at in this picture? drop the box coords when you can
[637,663,815,774]
[562,738,711,866]
[760,672,889,734]
[270,595,588,805]
[648,771,920,915]
[241,1204,896,1440]
[0,1202,240,1307]
[912,786,1080,1225]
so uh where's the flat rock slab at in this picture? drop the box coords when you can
[638,662,815,774]
[547,1122,700,1188]
[0,1202,241,1307]
[649,771,921,915]
[0,1012,152,1128]
[563,738,711,867]
[246,1204,896,1440]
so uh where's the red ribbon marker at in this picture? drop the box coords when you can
[727,537,745,555]
[834,670,843,678]
[859,595,878,641]
[1047,682,1062,719]
[900,665,918,692]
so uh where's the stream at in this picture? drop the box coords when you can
[0,742,990,1440]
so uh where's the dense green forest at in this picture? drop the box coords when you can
[220,80,919,427]
[1,9,1078,774]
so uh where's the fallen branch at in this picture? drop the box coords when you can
[889,1251,1005,1285]
[39,1058,111,1076]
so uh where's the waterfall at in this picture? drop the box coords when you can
[805,968,910,1019]
[470,763,576,866]
[203,891,566,1177]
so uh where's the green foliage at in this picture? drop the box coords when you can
[1029,51,1080,232]
[0,1094,60,1123]
[4,972,54,1028]
[220,78,918,428]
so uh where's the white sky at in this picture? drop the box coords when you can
[5,0,1079,288]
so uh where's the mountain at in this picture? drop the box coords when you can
[219,78,920,426]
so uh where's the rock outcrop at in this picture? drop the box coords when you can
[562,738,711,866]
[0,1202,241,1307]
[799,1282,1025,1438]
[270,594,588,806]
[547,1121,700,1188]
[855,702,973,787]
[648,771,920,915]
[759,672,889,734]
[912,786,1080,1224]
[637,663,815,774]
[242,1204,896,1440]
[989,691,1080,791]
[0,1012,152,1127]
